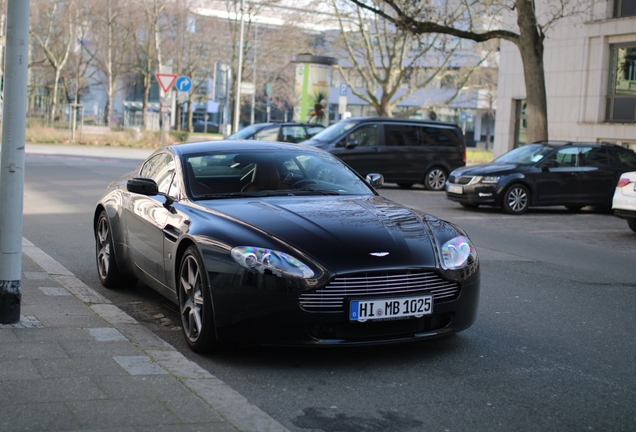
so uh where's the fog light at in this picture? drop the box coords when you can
[478,193,493,197]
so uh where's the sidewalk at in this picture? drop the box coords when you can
[0,238,289,432]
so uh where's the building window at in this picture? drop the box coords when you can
[606,43,636,122]
[613,0,636,18]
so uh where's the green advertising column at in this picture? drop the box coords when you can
[293,54,337,125]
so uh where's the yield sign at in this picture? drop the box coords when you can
[155,73,178,93]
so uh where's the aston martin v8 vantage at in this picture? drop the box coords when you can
[94,141,480,352]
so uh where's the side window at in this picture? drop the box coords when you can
[139,154,165,178]
[384,125,419,146]
[139,153,175,195]
[580,147,612,167]
[547,147,580,167]
[349,125,378,146]
[254,126,279,141]
[615,146,636,169]
[421,127,455,146]
[305,125,325,137]
[281,126,307,143]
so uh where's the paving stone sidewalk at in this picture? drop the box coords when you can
[0,238,289,432]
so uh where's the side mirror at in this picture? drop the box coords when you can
[541,160,559,171]
[127,178,159,195]
[345,138,359,149]
[366,173,384,188]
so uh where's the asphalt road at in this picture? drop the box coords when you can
[22,147,636,431]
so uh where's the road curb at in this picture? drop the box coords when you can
[21,237,290,432]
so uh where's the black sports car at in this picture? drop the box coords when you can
[94,141,480,352]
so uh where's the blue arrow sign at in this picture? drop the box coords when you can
[175,76,192,92]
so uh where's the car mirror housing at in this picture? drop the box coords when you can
[366,173,384,188]
[127,177,159,196]
[345,138,359,149]
[541,160,559,170]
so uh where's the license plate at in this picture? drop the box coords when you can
[448,185,463,194]
[349,295,433,322]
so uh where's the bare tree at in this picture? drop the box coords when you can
[332,0,491,117]
[130,0,168,130]
[167,1,223,132]
[30,0,77,123]
[346,0,591,142]
[92,0,134,126]
[62,2,98,125]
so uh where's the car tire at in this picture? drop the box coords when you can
[397,183,414,189]
[565,205,583,212]
[460,203,480,209]
[502,184,530,215]
[178,245,219,353]
[424,167,447,191]
[95,211,137,288]
[627,218,636,233]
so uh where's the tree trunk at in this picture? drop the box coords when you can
[50,69,61,124]
[375,92,393,117]
[105,0,113,127]
[514,0,548,143]
[142,81,150,130]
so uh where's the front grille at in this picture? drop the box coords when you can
[455,176,474,185]
[299,271,459,312]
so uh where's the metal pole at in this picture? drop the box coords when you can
[232,0,245,134]
[0,0,30,324]
[250,24,257,126]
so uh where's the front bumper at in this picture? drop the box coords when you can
[446,182,500,205]
[209,269,480,346]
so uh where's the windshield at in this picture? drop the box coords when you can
[227,124,267,140]
[308,121,357,142]
[183,149,374,200]
[494,144,555,164]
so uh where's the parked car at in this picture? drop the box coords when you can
[446,142,636,214]
[612,171,636,232]
[227,122,325,143]
[192,120,219,133]
[302,117,466,191]
[94,141,480,352]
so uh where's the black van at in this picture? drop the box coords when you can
[302,117,466,190]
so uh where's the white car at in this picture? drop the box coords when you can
[612,171,636,233]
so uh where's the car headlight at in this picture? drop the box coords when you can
[440,236,477,270]
[231,246,314,279]
[471,176,499,184]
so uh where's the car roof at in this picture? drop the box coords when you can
[340,116,459,128]
[167,140,324,156]
[258,122,325,127]
[530,141,626,149]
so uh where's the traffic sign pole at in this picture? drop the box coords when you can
[155,73,177,147]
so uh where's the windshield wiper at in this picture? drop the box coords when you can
[194,192,245,200]
[290,188,341,195]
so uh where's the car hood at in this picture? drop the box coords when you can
[202,195,438,272]
[452,163,521,177]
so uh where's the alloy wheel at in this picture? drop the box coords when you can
[179,255,204,342]
[506,186,528,213]
[96,215,111,280]
[426,169,446,191]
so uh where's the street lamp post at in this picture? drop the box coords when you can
[0,0,30,324]
[232,0,245,134]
